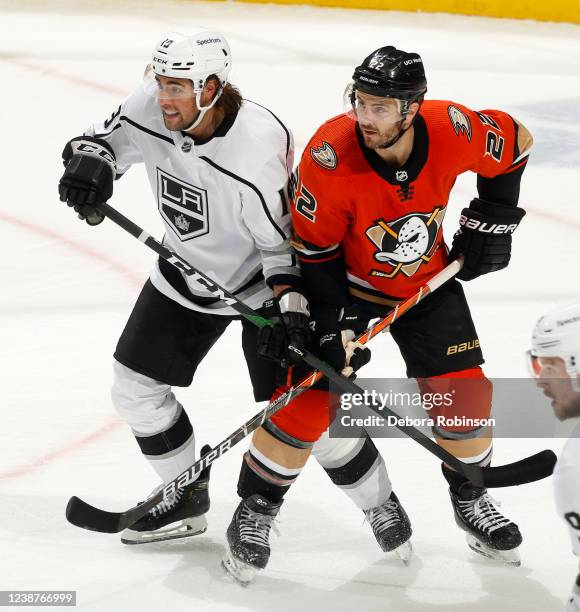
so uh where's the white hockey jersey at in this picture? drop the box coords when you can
[87,86,298,315]
[554,432,580,558]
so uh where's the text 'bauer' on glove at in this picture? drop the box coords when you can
[448,198,525,282]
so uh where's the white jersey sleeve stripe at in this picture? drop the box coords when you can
[120,115,174,145]
[92,123,123,139]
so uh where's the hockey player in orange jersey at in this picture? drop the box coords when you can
[224,46,533,583]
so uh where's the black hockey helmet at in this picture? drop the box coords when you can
[352,46,427,103]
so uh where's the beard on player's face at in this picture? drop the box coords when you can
[537,375,580,421]
[359,119,404,149]
[555,393,580,420]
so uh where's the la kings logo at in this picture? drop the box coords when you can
[365,207,446,279]
[157,168,209,241]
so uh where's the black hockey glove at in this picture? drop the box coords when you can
[58,136,117,226]
[314,305,371,378]
[448,198,526,282]
[257,288,311,368]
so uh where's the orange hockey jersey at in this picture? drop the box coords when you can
[291,100,527,305]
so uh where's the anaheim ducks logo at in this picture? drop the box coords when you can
[310,141,338,170]
[366,207,446,278]
[448,105,472,142]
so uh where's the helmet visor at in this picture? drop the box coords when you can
[143,65,198,99]
[343,82,405,126]
[525,350,570,379]
[525,350,542,378]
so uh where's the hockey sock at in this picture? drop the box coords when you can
[421,367,494,468]
[316,433,392,510]
[237,445,303,503]
[133,405,196,484]
[442,463,479,493]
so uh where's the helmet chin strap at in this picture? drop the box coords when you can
[377,100,420,150]
[377,117,408,149]
[567,362,580,393]
[183,87,223,132]
[352,95,421,151]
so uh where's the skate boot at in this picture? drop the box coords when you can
[222,494,282,586]
[444,465,522,566]
[364,491,413,564]
[121,445,212,545]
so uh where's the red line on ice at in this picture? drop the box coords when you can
[3,57,128,96]
[0,58,133,480]
[0,419,122,481]
[0,212,144,480]
[0,211,144,287]
[524,206,580,232]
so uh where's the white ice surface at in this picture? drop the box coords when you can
[0,1,579,610]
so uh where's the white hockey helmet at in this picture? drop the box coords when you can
[528,302,580,391]
[151,29,232,90]
[146,29,232,131]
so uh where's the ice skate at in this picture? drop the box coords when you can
[364,491,413,565]
[121,445,212,545]
[449,482,522,566]
[222,494,282,585]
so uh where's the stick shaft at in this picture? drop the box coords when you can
[97,202,477,480]
[63,203,554,534]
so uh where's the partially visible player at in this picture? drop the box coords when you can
[529,303,580,611]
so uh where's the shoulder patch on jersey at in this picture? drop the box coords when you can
[310,141,338,170]
[447,105,472,142]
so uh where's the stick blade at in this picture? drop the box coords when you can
[65,496,124,533]
[484,449,557,488]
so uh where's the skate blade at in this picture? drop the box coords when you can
[394,540,413,565]
[466,534,521,566]
[121,515,207,545]
[221,549,259,586]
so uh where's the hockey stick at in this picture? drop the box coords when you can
[91,202,482,479]
[65,202,556,533]
[65,261,462,534]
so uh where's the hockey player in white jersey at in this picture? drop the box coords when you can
[529,303,580,611]
[58,29,311,545]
